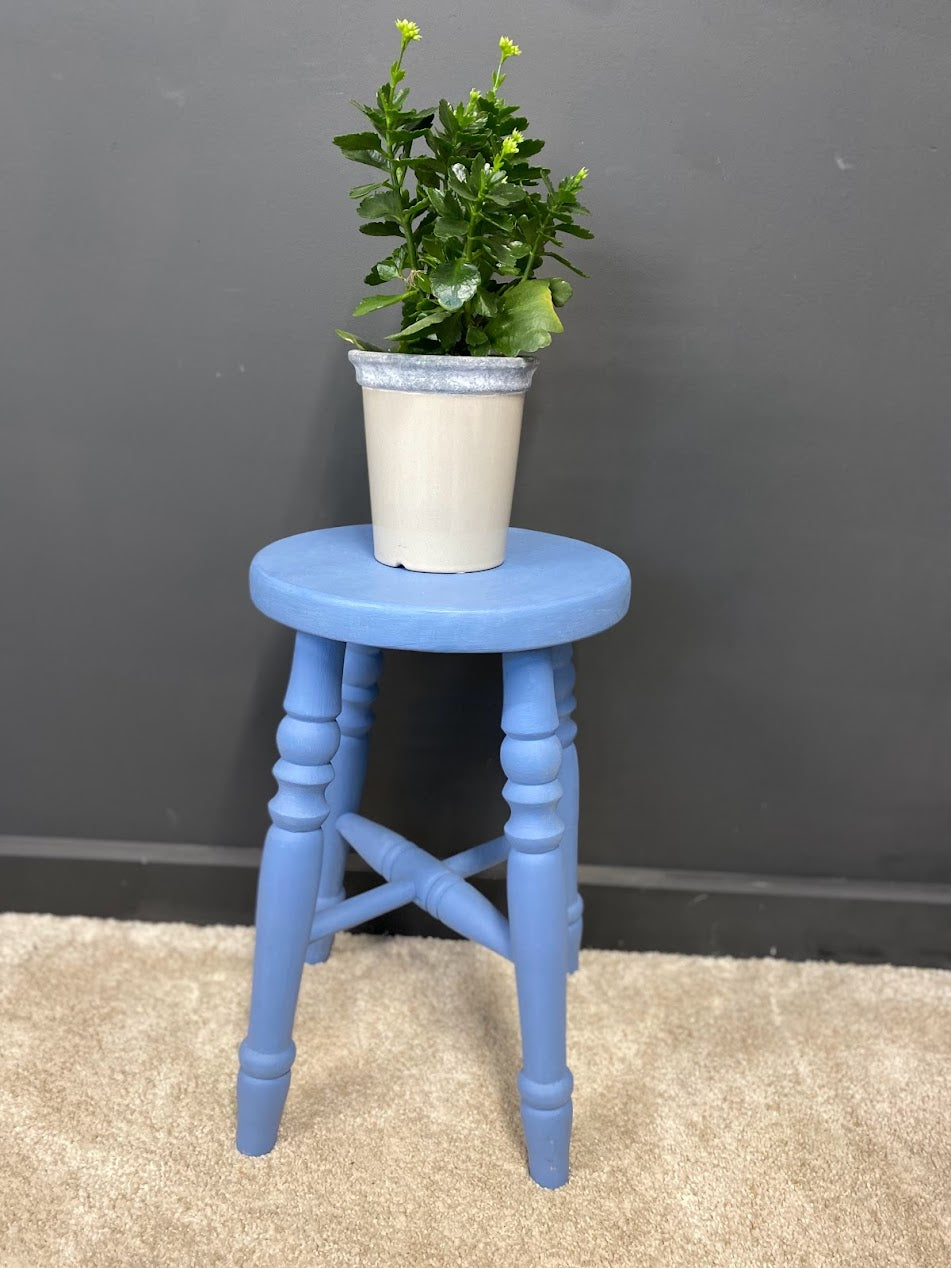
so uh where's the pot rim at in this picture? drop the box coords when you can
[348,349,538,395]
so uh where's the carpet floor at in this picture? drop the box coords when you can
[1,913,949,1267]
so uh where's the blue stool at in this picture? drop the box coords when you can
[236,525,630,1188]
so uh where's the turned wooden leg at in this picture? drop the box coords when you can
[502,648,573,1189]
[307,643,382,965]
[236,633,344,1157]
[553,644,583,974]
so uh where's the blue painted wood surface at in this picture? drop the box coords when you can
[501,648,573,1188]
[236,632,343,1157]
[444,834,510,878]
[310,876,416,940]
[338,813,511,959]
[250,525,630,653]
[554,644,583,974]
[307,643,382,965]
[238,525,630,1186]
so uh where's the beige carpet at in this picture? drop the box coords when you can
[1,914,949,1267]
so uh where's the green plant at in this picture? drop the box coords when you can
[333,20,593,357]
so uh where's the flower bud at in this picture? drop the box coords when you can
[395,19,421,45]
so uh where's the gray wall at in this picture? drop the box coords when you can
[3,0,950,885]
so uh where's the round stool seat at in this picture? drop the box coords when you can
[250,525,630,653]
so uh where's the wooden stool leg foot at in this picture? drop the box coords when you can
[519,1096,574,1190]
[236,1068,291,1156]
[236,634,344,1156]
[502,648,573,1189]
[307,643,382,964]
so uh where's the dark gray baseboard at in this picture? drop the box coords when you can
[2,835,949,968]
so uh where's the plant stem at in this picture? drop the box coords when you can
[462,169,488,263]
[381,54,418,272]
[522,201,554,280]
[384,145,418,271]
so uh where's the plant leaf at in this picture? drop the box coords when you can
[545,251,589,278]
[466,324,491,351]
[433,216,469,241]
[436,311,464,352]
[548,278,573,307]
[359,221,404,237]
[411,163,441,189]
[448,163,476,202]
[332,131,381,151]
[487,184,525,207]
[365,255,404,286]
[353,292,410,317]
[340,150,388,171]
[350,101,385,129]
[490,238,530,274]
[485,279,564,356]
[471,289,498,318]
[387,310,449,340]
[437,99,456,132]
[467,163,486,195]
[408,156,441,176]
[349,181,385,199]
[481,210,515,233]
[358,190,403,221]
[336,329,385,352]
[390,127,429,143]
[430,261,481,312]
[555,223,595,239]
[424,188,449,216]
[506,163,548,184]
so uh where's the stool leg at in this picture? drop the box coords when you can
[502,648,573,1189]
[554,644,583,974]
[236,633,344,1156]
[307,643,383,965]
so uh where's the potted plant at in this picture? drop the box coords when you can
[334,20,593,573]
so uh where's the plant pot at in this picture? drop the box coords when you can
[348,351,538,573]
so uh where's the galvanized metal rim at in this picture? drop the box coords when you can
[348,350,539,395]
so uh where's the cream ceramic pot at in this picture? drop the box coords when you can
[348,352,538,574]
